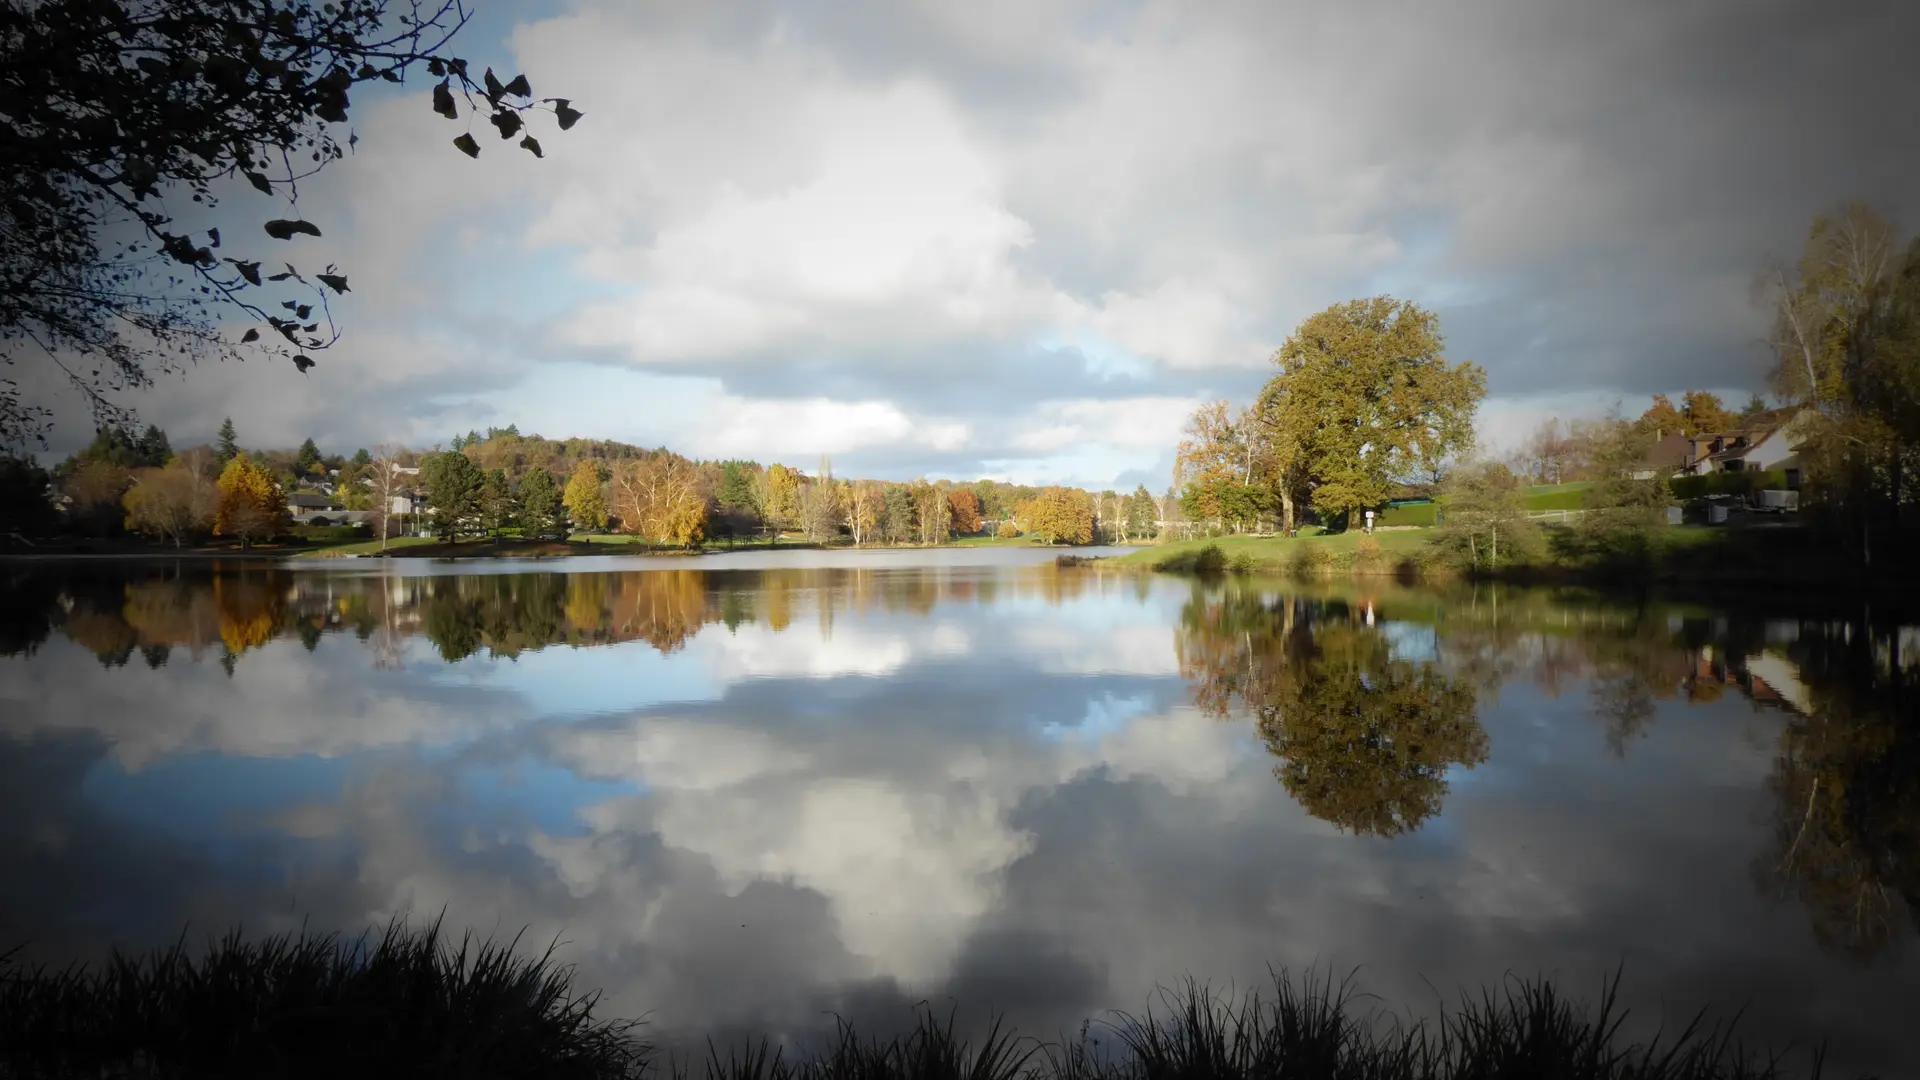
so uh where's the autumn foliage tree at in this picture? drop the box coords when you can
[1255,297,1484,530]
[761,464,801,533]
[1761,203,1920,562]
[911,479,950,544]
[123,461,217,547]
[1016,487,1095,545]
[612,455,706,548]
[563,460,607,531]
[213,455,288,548]
[63,460,135,536]
[947,488,983,535]
[1175,400,1271,533]
[844,480,882,545]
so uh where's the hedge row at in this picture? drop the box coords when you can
[1668,470,1790,501]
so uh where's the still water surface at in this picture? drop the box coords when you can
[1,550,1915,1072]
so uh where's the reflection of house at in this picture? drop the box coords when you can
[1687,644,1810,715]
[1684,409,1814,480]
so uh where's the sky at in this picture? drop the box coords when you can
[24,0,1920,488]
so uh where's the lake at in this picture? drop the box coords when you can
[1,550,1915,1074]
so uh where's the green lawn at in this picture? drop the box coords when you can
[1374,483,1590,527]
[1524,487,1588,512]
[1523,481,1594,495]
[947,534,1050,547]
[292,535,441,558]
[1113,530,1430,573]
[1377,502,1437,526]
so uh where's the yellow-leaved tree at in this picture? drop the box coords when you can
[563,460,607,531]
[1017,487,1095,544]
[612,455,707,548]
[213,456,289,549]
[763,464,800,532]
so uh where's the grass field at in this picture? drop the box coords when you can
[1113,530,1431,574]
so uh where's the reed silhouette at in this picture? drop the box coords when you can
[0,921,1859,1078]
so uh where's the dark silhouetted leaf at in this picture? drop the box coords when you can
[433,80,457,120]
[263,219,321,240]
[207,227,220,248]
[316,273,349,294]
[554,99,583,130]
[519,135,542,158]
[245,170,272,194]
[503,74,531,97]
[241,328,260,343]
[267,271,294,282]
[428,58,445,77]
[227,259,262,286]
[490,110,522,139]
[483,67,504,101]
[292,355,315,373]
[453,132,480,158]
[295,304,312,319]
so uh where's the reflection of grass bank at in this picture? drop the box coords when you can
[2,924,1845,1080]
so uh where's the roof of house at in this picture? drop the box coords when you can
[288,493,340,509]
[1641,432,1692,468]
[1693,406,1806,446]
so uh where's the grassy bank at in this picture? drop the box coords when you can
[1113,531,1433,576]
[1107,520,1920,594]
[0,922,1854,1079]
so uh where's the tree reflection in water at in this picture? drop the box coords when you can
[1754,622,1919,958]
[1177,585,1488,837]
[0,563,1100,669]
[1175,579,1920,959]
[2,565,1915,959]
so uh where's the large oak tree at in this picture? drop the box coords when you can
[1252,297,1485,531]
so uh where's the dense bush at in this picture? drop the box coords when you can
[294,523,371,543]
[1668,470,1790,501]
[1158,543,1228,575]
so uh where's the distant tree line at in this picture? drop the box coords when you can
[2,419,1164,548]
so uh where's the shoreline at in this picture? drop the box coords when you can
[0,537,1146,564]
